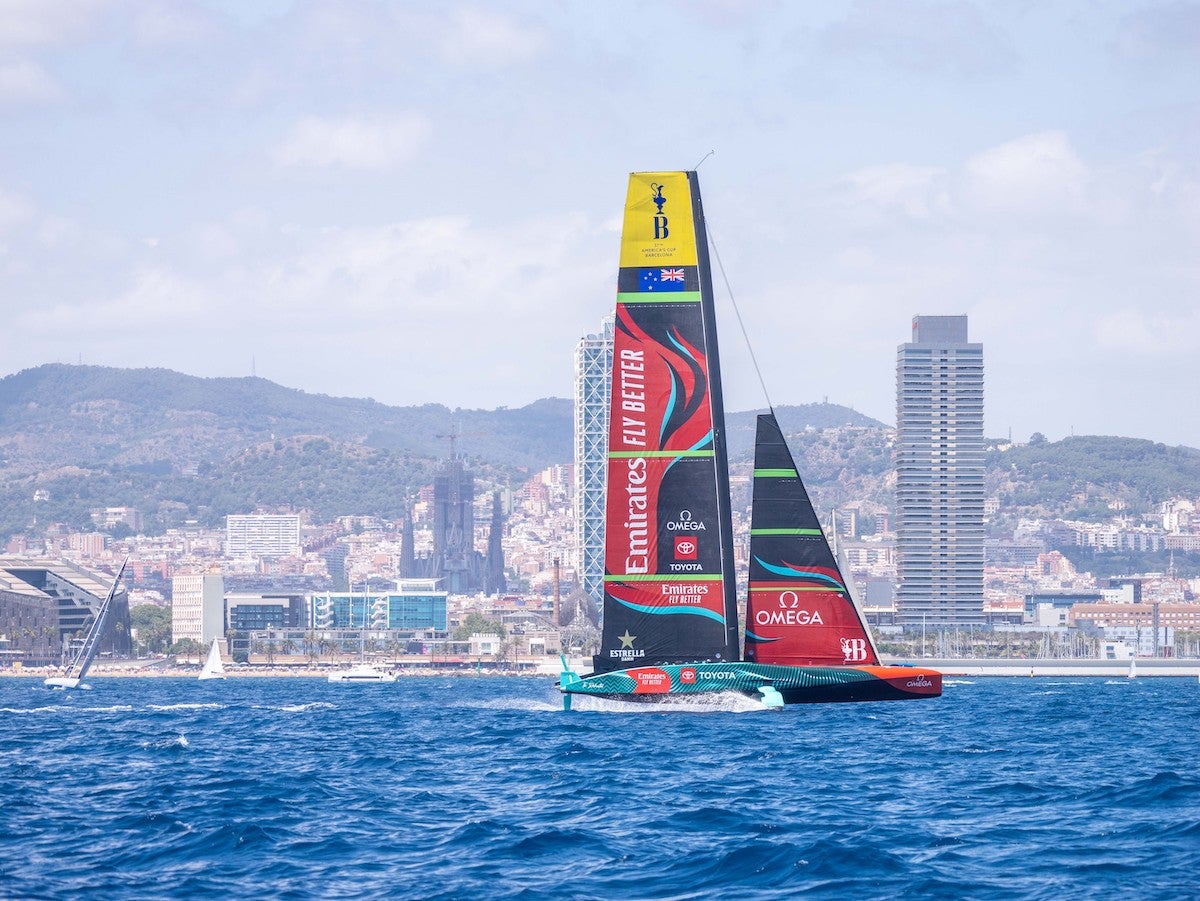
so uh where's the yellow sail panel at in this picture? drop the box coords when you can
[618,172,698,268]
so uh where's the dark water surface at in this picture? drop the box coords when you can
[1,675,1197,900]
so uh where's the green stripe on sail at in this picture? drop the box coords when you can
[616,291,701,305]
[748,584,846,593]
[605,574,724,582]
[750,528,823,536]
[609,450,713,459]
[753,468,798,477]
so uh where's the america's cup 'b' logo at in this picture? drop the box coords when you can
[841,637,869,662]
[651,183,668,239]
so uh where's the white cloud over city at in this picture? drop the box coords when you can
[0,1,1197,447]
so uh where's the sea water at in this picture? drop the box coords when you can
[1,675,1197,900]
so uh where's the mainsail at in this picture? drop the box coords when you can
[44,556,129,689]
[593,171,739,674]
[744,414,881,667]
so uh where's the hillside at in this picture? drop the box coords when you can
[0,365,880,535]
[2,364,1198,538]
[986,435,1200,522]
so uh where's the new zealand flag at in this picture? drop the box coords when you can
[639,268,687,292]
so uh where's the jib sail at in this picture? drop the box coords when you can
[744,414,881,667]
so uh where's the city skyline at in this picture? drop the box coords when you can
[1,4,1198,447]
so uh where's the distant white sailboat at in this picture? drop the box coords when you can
[1128,657,1137,679]
[198,638,226,681]
[45,557,129,690]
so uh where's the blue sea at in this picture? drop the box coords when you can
[2,675,1198,900]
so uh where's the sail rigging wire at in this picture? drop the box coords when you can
[705,221,773,413]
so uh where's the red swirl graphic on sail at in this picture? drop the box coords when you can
[613,304,712,453]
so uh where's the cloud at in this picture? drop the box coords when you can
[1095,309,1200,354]
[439,7,547,66]
[962,131,1089,215]
[272,114,432,170]
[132,2,219,47]
[13,209,614,405]
[1113,2,1200,62]
[837,163,950,221]
[0,0,107,46]
[0,57,60,103]
[820,0,1015,77]
[0,188,33,232]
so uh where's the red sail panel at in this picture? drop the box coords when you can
[594,171,737,674]
[744,414,881,667]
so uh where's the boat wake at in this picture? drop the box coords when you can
[275,702,337,713]
[565,692,768,714]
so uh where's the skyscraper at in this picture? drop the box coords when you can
[895,315,985,626]
[573,316,613,608]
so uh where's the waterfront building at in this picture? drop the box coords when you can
[0,557,131,662]
[171,573,225,645]
[225,514,302,560]
[573,316,613,609]
[894,315,985,626]
[308,579,448,632]
[226,592,307,634]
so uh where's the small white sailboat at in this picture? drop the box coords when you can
[1128,657,1137,679]
[198,638,226,681]
[45,557,129,690]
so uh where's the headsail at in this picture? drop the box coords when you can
[593,171,738,674]
[744,414,881,667]
[199,638,226,680]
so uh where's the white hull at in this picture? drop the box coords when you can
[44,677,82,690]
[327,664,396,684]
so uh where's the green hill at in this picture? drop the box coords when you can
[2,364,1197,539]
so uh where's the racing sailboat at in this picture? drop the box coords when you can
[45,557,129,690]
[558,171,940,708]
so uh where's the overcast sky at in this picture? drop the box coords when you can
[1,1,1197,447]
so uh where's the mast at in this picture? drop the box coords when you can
[69,557,129,681]
[689,173,739,658]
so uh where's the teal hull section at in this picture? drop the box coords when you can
[559,661,942,705]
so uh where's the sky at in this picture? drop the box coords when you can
[1,1,1198,447]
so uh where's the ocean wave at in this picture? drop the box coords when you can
[1,674,1196,899]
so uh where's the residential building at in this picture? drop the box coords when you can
[225,514,302,560]
[894,315,986,626]
[172,573,225,644]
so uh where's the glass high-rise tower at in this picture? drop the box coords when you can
[895,315,985,626]
[573,316,613,609]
